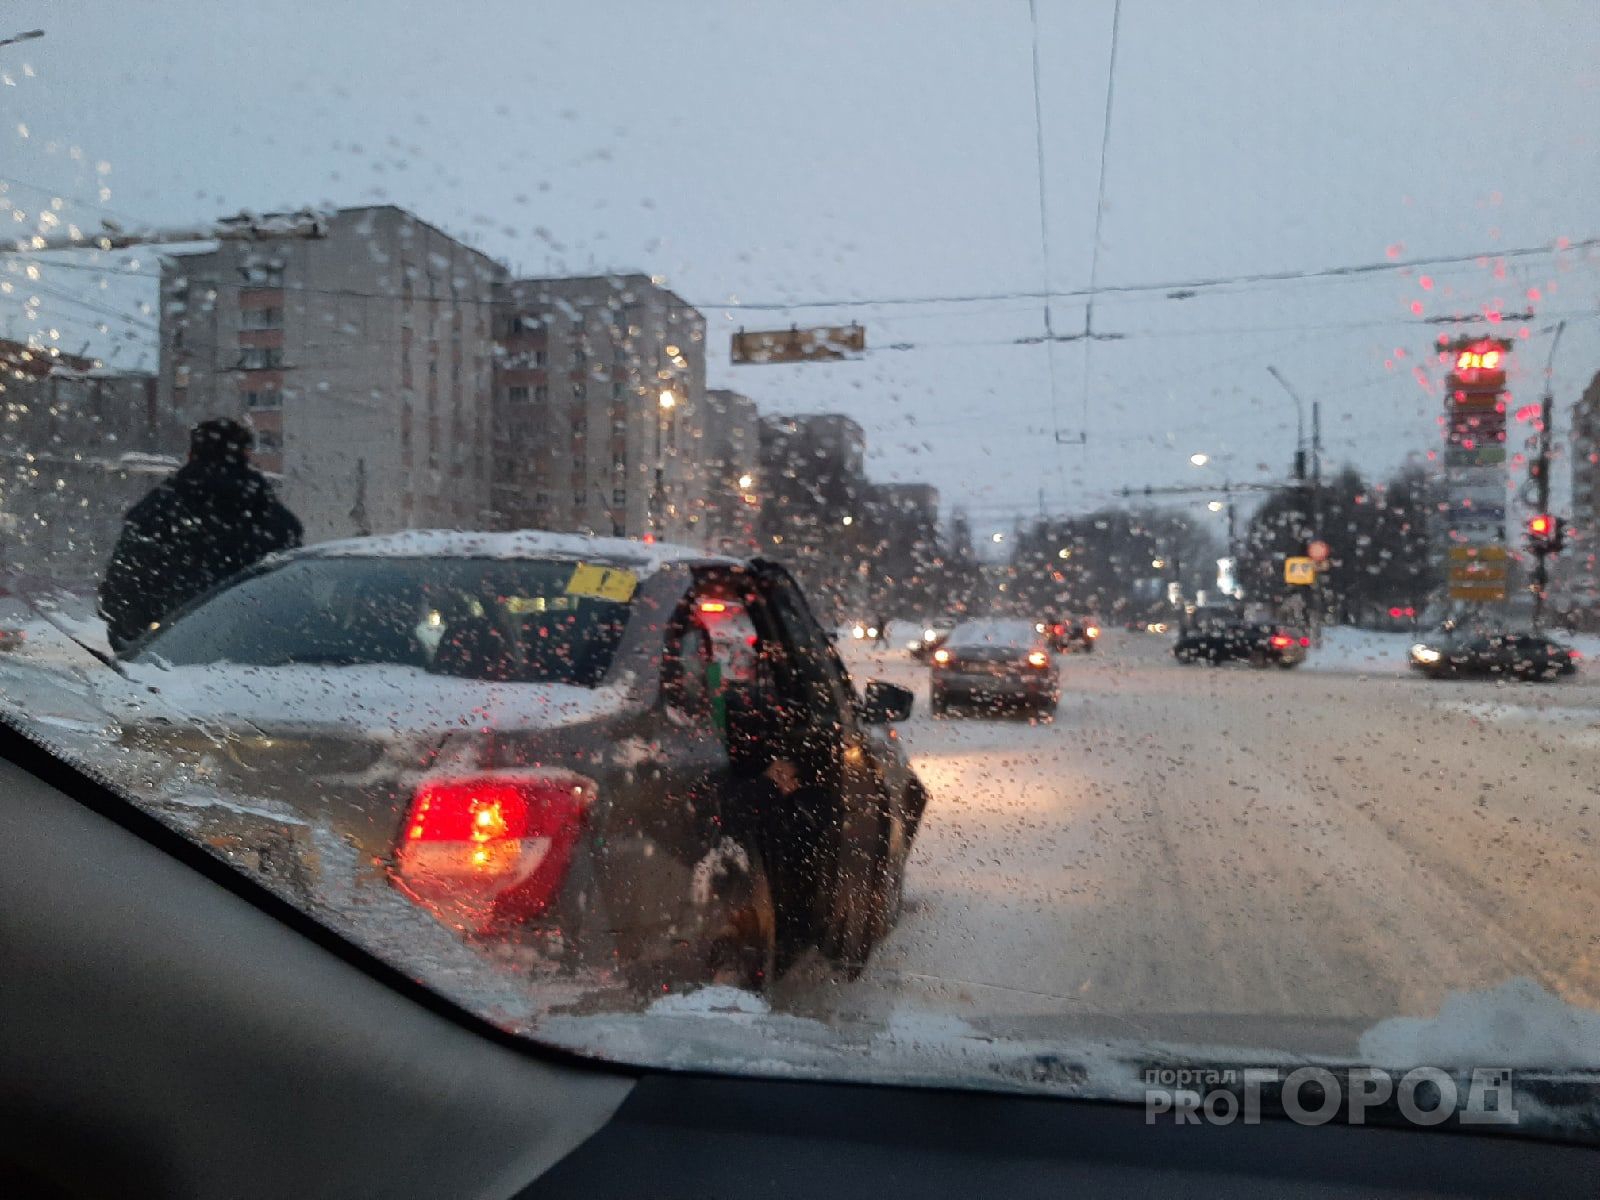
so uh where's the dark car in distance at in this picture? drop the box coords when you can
[108,531,928,991]
[1173,617,1309,668]
[930,619,1060,718]
[1408,630,1580,681]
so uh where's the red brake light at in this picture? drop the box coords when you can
[1270,635,1292,649]
[1053,624,1065,635]
[1389,607,1402,618]
[698,600,728,614]
[397,772,593,925]
[1027,650,1050,667]
[1299,636,1311,647]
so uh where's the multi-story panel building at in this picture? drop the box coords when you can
[491,274,707,544]
[1569,370,1600,594]
[158,205,507,542]
[0,339,179,584]
[702,388,761,550]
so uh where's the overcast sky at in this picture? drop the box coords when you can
[6,0,1600,538]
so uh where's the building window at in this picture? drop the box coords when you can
[574,491,587,508]
[237,346,283,370]
[534,384,549,403]
[533,349,547,367]
[243,389,281,410]
[572,414,587,435]
[612,488,627,506]
[534,491,549,507]
[255,430,283,451]
[613,452,626,473]
[451,362,461,383]
[241,263,284,286]
[240,307,282,329]
[508,385,530,404]
[572,382,586,400]
[609,380,623,401]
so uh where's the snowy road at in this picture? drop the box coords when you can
[783,632,1600,1052]
[5,617,1600,1058]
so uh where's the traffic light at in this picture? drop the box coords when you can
[1526,514,1566,554]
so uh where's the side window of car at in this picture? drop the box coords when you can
[662,609,715,719]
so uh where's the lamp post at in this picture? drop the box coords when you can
[653,387,676,539]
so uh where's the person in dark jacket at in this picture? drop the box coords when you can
[99,418,303,653]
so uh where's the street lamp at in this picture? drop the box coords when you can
[1189,453,1209,467]
[1207,500,1224,512]
[652,388,678,539]
[738,473,753,489]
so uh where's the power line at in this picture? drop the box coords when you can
[1074,0,1124,448]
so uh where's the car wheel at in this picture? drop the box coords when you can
[704,843,778,993]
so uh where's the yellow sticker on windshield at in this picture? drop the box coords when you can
[565,563,638,602]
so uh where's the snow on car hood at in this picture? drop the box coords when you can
[99,661,632,737]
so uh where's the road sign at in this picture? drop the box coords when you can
[731,324,865,365]
[1284,557,1316,586]
[1449,580,1508,602]
[1306,540,1329,563]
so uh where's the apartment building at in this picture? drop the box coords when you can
[492,274,707,543]
[158,206,506,542]
[702,388,761,550]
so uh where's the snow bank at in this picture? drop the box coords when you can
[1359,977,1600,1068]
[1302,627,1416,676]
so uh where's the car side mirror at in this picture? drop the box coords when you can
[861,679,914,724]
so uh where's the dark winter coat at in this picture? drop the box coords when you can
[98,460,303,652]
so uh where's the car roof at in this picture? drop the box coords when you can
[947,618,1043,645]
[284,529,741,575]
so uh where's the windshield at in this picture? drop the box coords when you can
[7,0,1600,1144]
[135,556,633,685]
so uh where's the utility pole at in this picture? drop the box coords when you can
[1311,399,1323,645]
[1530,320,1567,631]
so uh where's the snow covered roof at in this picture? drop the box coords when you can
[294,528,736,574]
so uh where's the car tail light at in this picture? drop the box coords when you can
[1571,650,1583,662]
[1269,634,1292,649]
[1027,650,1050,667]
[1052,623,1065,636]
[933,648,950,664]
[1299,637,1311,647]
[396,771,594,927]
[1085,625,1100,638]
[699,600,728,614]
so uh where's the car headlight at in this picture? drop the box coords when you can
[1411,644,1441,664]
[851,624,866,639]
[923,628,937,642]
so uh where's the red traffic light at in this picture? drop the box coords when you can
[1529,514,1556,538]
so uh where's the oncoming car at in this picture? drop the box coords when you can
[1408,630,1580,681]
[105,531,927,990]
[929,618,1060,718]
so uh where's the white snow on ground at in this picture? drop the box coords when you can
[1359,977,1600,1068]
[648,985,771,1018]
[1300,627,1417,676]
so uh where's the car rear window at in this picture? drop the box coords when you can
[133,556,633,686]
[945,620,1040,648]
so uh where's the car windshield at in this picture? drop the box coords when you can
[134,556,633,685]
[7,0,1600,1145]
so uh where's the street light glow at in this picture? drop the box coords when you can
[1057,548,1071,559]
[992,533,1005,543]
[1208,500,1224,512]
[842,515,854,526]
[658,389,676,409]
[1189,453,1209,467]
[738,474,754,489]
[1152,558,1166,568]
